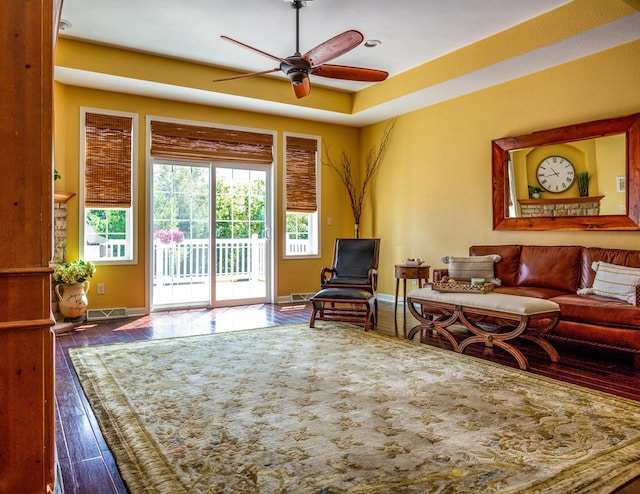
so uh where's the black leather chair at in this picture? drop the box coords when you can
[320,238,380,318]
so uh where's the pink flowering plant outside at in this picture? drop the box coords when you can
[154,229,185,245]
[53,260,96,285]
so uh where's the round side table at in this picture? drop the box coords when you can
[394,264,430,334]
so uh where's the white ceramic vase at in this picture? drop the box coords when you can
[55,281,90,320]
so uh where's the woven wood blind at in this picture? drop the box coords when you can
[85,113,133,208]
[286,136,318,212]
[150,121,273,164]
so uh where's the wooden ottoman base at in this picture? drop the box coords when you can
[406,288,560,370]
[310,288,376,331]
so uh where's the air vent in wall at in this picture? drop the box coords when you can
[86,308,128,321]
[290,293,315,303]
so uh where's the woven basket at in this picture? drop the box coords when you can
[432,277,494,294]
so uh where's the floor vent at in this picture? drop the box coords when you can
[86,308,128,321]
[290,293,315,303]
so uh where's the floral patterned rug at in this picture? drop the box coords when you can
[69,322,640,493]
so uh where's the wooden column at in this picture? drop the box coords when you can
[0,0,60,492]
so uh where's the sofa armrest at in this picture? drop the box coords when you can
[433,269,448,282]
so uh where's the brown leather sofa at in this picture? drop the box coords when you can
[436,245,640,369]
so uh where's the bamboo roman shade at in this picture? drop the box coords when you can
[84,112,133,208]
[286,136,318,212]
[150,121,274,164]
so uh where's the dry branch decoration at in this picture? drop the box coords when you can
[323,120,395,227]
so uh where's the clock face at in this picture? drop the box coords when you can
[536,156,575,193]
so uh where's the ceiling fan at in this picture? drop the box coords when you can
[213,0,388,99]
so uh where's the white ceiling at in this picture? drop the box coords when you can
[56,0,640,125]
[59,0,570,90]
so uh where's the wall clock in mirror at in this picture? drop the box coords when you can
[536,155,575,193]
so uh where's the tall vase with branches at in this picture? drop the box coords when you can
[323,120,394,238]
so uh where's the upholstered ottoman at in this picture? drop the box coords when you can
[310,288,376,330]
[406,288,560,369]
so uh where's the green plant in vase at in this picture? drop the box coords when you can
[528,185,541,199]
[577,172,590,197]
[53,260,96,320]
[53,260,96,285]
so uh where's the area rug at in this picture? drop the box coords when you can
[69,322,640,493]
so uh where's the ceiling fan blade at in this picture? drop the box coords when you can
[221,35,290,65]
[303,30,364,67]
[213,68,280,83]
[312,64,388,82]
[293,77,311,99]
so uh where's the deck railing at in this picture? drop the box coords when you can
[97,240,127,259]
[97,236,310,284]
[153,236,266,283]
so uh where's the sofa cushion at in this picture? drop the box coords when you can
[517,245,582,293]
[469,245,521,286]
[440,255,501,283]
[551,294,640,328]
[493,286,569,300]
[578,261,640,304]
[580,247,640,289]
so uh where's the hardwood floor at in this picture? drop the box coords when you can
[55,300,640,493]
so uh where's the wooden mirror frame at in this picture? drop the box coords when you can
[492,113,640,231]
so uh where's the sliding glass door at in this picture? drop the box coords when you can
[152,161,211,308]
[214,166,269,304]
[151,160,271,309]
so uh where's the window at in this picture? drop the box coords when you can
[81,109,137,263]
[284,134,319,257]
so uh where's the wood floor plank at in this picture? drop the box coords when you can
[55,365,88,418]
[102,450,129,494]
[56,456,76,493]
[55,411,69,461]
[72,457,121,494]
[55,301,640,492]
[61,413,103,463]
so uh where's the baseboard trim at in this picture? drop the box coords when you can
[126,307,147,317]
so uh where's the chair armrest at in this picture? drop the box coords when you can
[433,269,448,282]
[636,285,640,306]
[320,267,336,285]
[368,268,378,292]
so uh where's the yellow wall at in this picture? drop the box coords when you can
[361,39,640,297]
[54,27,640,310]
[54,84,361,309]
[596,134,627,214]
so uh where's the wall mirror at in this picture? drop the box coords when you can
[492,113,640,231]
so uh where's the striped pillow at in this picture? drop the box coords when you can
[440,255,501,284]
[578,261,640,304]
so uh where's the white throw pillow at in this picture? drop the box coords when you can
[440,255,501,285]
[577,261,640,304]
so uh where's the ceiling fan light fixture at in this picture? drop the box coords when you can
[364,39,381,48]
[287,69,308,86]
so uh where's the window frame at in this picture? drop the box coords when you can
[283,132,320,259]
[80,107,138,265]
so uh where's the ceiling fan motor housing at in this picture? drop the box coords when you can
[288,0,312,8]
[281,56,310,85]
